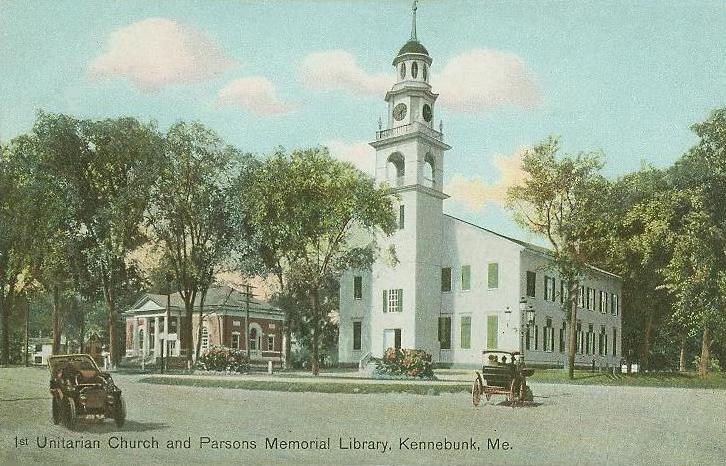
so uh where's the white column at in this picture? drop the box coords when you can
[133,318,139,353]
[154,316,160,358]
[142,317,149,356]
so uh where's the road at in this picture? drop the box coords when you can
[1,367,724,465]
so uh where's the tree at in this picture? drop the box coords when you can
[242,147,396,374]
[147,122,242,364]
[0,138,41,364]
[33,111,163,365]
[507,137,611,379]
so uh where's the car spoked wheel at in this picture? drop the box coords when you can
[51,397,61,425]
[64,398,77,430]
[114,395,126,428]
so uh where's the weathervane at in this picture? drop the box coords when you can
[411,0,418,41]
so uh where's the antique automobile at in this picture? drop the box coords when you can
[48,354,126,429]
[471,350,534,406]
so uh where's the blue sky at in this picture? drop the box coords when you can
[1,0,724,243]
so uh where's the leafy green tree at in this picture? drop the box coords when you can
[507,137,611,379]
[0,139,42,364]
[32,111,163,365]
[242,147,396,374]
[147,122,243,363]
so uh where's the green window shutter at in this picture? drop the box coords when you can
[398,289,403,312]
[382,289,387,313]
[487,315,498,349]
[460,316,471,349]
[488,263,499,288]
[461,265,471,290]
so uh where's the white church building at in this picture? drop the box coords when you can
[337,5,623,368]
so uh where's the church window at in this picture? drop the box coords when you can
[411,61,418,78]
[487,262,499,289]
[460,316,471,349]
[526,271,536,297]
[353,276,362,299]
[399,205,405,229]
[461,265,471,291]
[383,289,403,313]
[387,153,405,186]
[400,62,406,79]
[544,276,556,301]
[441,267,452,292]
[423,152,435,187]
[353,321,362,350]
[423,63,428,81]
[438,317,451,349]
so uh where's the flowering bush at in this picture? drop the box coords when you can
[198,346,250,373]
[374,348,434,379]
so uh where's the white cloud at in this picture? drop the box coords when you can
[299,48,540,112]
[325,140,375,174]
[446,146,529,210]
[436,49,541,112]
[217,77,294,115]
[299,50,392,96]
[89,17,238,92]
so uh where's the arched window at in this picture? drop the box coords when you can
[424,153,435,187]
[400,63,406,79]
[411,61,418,79]
[387,152,405,187]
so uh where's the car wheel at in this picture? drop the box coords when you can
[114,395,126,428]
[64,398,77,430]
[52,397,61,425]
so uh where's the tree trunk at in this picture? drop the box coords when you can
[678,335,686,373]
[0,297,9,365]
[699,327,710,376]
[194,293,208,364]
[79,307,86,354]
[567,280,578,379]
[184,303,194,364]
[311,288,320,376]
[52,285,62,354]
[640,313,653,371]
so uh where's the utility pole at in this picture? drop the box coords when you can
[244,284,255,360]
[24,298,29,367]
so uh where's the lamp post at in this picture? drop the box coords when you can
[506,297,535,356]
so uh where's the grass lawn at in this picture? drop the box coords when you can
[139,376,472,395]
[527,369,726,389]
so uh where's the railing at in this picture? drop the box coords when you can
[358,351,373,371]
[376,122,443,141]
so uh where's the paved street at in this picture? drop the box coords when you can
[1,367,725,465]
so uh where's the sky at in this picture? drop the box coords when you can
[1,0,724,244]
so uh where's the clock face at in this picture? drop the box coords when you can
[423,104,432,122]
[393,103,407,121]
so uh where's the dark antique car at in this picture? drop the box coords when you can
[48,354,126,429]
[471,350,534,406]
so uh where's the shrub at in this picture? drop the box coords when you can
[693,356,721,372]
[375,348,434,379]
[198,346,250,373]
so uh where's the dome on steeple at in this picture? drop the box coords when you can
[397,40,429,57]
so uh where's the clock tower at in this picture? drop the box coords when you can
[368,1,451,358]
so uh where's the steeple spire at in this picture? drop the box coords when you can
[410,0,418,41]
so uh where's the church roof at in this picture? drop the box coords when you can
[444,214,621,279]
